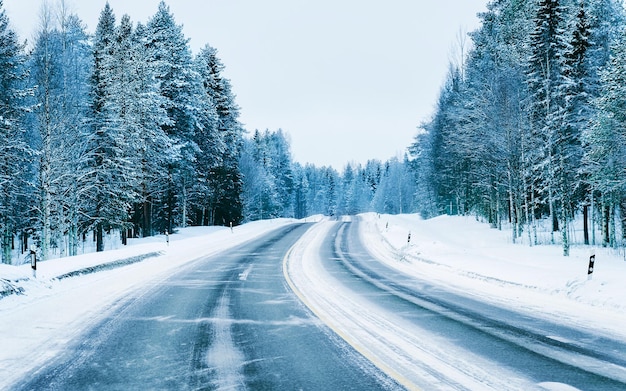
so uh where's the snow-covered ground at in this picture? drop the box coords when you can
[359,213,626,341]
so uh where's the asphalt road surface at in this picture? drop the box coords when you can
[14,223,400,391]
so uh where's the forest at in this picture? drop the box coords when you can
[0,0,415,264]
[411,0,626,256]
[2,0,625,264]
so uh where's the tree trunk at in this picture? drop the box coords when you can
[142,198,152,237]
[621,198,626,246]
[507,167,516,243]
[22,231,28,254]
[96,224,104,252]
[561,204,569,256]
[2,225,10,264]
[591,191,596,246]
[583,204,589,245]
[604,204,610,247]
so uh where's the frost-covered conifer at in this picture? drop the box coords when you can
[194,44,244,226]
[146,1,202,232]
[85,3,138,252]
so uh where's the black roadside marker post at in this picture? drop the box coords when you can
[165,229,169,246]
[407,231,411,244]
[30,246,37,278]
[588,250,596,280]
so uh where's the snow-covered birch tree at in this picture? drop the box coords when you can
[0,0,32,263]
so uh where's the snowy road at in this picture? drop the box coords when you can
[11,223,398,390]
[286,219,626,390]
[7,217,626,390]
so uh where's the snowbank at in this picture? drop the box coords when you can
[360,213,626,340]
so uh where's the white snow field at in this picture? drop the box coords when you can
[1,213,625,389]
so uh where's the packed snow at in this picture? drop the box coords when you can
[1,213,625,389]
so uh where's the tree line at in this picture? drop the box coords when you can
[0,0,415,264]
[240,128,416,222]
[13,0,619,264]
[410,0,626,255]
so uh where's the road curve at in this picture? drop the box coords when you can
[285,219,626,390]
[13,223,399,390]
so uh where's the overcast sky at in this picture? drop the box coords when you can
[4,0,488,169]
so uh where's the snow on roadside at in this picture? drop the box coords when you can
[0,218,298,390]
[360,213,626,340]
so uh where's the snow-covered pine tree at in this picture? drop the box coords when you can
[0,0,32,263]
[292,163,309,219]
[559,0,592,245]
[85,4,138,252]
[239,128,297,221]
[324,167,339,218]
[267,129,295,217]
[239,132,277,221]
[304,164,325,216]
[146,1,202,232]
[110,17,173,239]
[414,65,468,216]
[194,44,244,226]
[364,159,382,204]
[409,127,438,218]
[340,163,356,216]
[193,45,225,226]
[342,163,369,216]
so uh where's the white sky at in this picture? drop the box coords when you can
[4,0,488,169]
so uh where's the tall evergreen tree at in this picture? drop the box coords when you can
[193,45,225,225]
[85,3,137,252]
[292,163,309,219]
[196,44,244,226]
[146,1,201,232]
[239,129,295,221]
[111,17,172,239]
